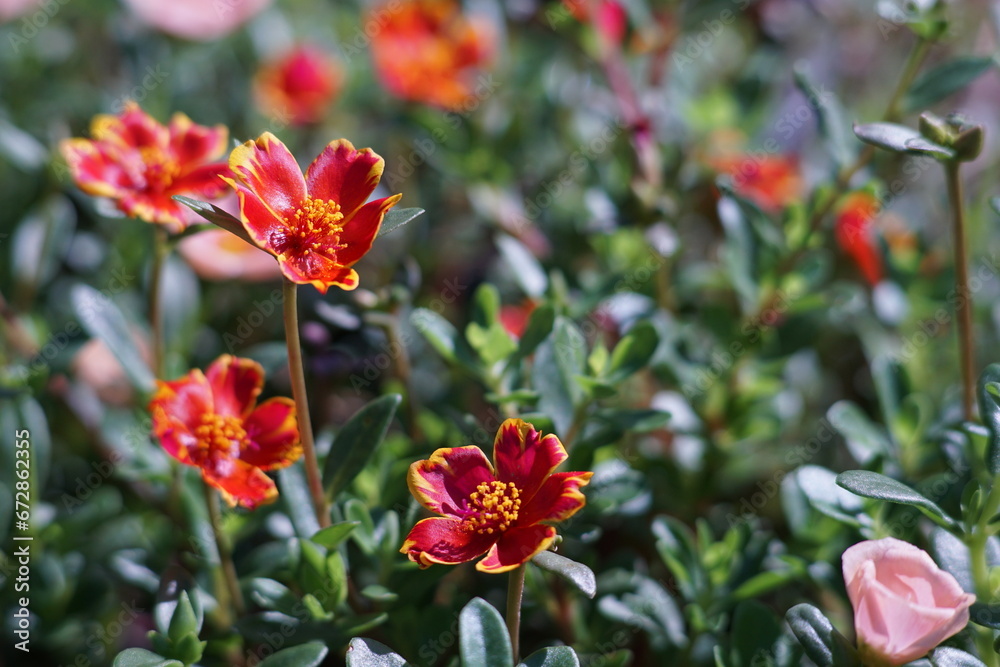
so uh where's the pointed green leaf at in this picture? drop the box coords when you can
[786,604,861,666]
[323,395,401,498]
[258,641,329,667]
[459,598,513,667]
[346,638,410,666]
[378,207,424,238]
[793,68,853,168]
[311,521,361,549]
[606,321,658,384]
[112,649,183,667]
[930,647,988,667]
[532,550,596,598]
[853,122,952,158]
[905,56,995,112]
[497,234,547,298]
[71,284,155,394]
[836,470,958,529]
[173,195,254,245]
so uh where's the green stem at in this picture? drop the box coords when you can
[282,279,329,528]
[150,226,168,378]
[944,162,975,422]
[883,37,930,124]
[507,564,526,662]
[970,476,1000,667]
[203,483,246,620]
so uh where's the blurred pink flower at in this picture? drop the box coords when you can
[843,537,975,666]
[73,333,150,406]
[122,0,270,41]
[0,0,40,23]
[177,228,282,282]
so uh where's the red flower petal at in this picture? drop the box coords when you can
[149,370,214,462]
[400,516,496,568]
[200,453,278,509]
[170,162,232,199]
[169,112,228,170]
[228,132,306,221]
[407,446,496,516]
[91,103,169,152]
[60,139,137,199]
[476,524,556,573]
[226,182,282,252]
[242,397,301,470]
[493,418,568,499]
[517,471,593,526]
[118,192,188,231]
[272,249,358,293]
[205,355,264,419]
[336,194,403,266]
[304,139,385,215]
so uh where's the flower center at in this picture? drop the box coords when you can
[289,196,346,256]
[194,413,248,455]
[138,146,180,190]
[464,481,522,535]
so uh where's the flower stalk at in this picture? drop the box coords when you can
[282,278,329,528]
[204,483,246,621]
[506,564,526,661]
[150,225,168,378]
[945,162,975,422]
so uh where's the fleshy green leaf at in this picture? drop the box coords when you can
[257,641,329,667]
[835,470,958,530]
[930,647,988,667]
[976,364,1000,474]
[828,401,892,465]
[378,207,424,238]
[173,195,254,245]
[459,598,513,667]
[71,284,155,394]
[518,646,581,667]
[786,604,860,667]
[532,550,596,598]
[323,395,401,498]
[311,521,361,549]
[793,68,853,169]
[166,591,201,643]
[112,649,183,667]
[496,234,547,298]
[346,638,410,666]
[513,303,555,361]
[853,122,953,159]
[905,57,995,112]
[606,321,658,384]
[533,317,587,436]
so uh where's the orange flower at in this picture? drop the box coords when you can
[369,0,494,110]
[61,102,231,233]
[254,45,343,126]
[401,418,592,573]
[835,192,883,286]
[713,152,803,213]
[149,355,301,508]
[222,132,402,293]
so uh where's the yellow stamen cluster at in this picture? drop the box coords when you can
[464,480,521,535]
[138,146,180,185]
[194,413,248,454]
[292,197,345,255]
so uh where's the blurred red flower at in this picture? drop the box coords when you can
[499,301,536,339]
[713,153,803,213]
[60,102,231,233]
[562,0,627,45]
[401,418,592,573]
[369,0,494,110]
[222,132,402,293]
[122,0,270,41]
[254,45,343,127]
[835,191,883,286]
[149,355,300,509]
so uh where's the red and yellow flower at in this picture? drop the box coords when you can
[712,152,803,214]
[401,418,592,573]
[60,102,231,233]
[254,45,343,127]
[222,132,402,293]
[835,191,883,286]
[149,355,301,509]
[369,0,495,110]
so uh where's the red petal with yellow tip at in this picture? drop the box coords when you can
[200,453,278,509]
[242,398,301,470]
[227,183,282,251]
[171,162,231,198]
[91,103,169,151]
[273,247,358,294]
[304,139,385,214]
[400,517,496,568]
[476,524,556,573]
[407,446,496,516]
[60,140,137,199]
[336,194,403,266]
[205,355,264,418]
[518,471,593,525]
[150,370,214,431]
[228,132,306,220]
[493,419,568,498]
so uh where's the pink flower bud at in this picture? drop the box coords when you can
[843,537,975,665]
